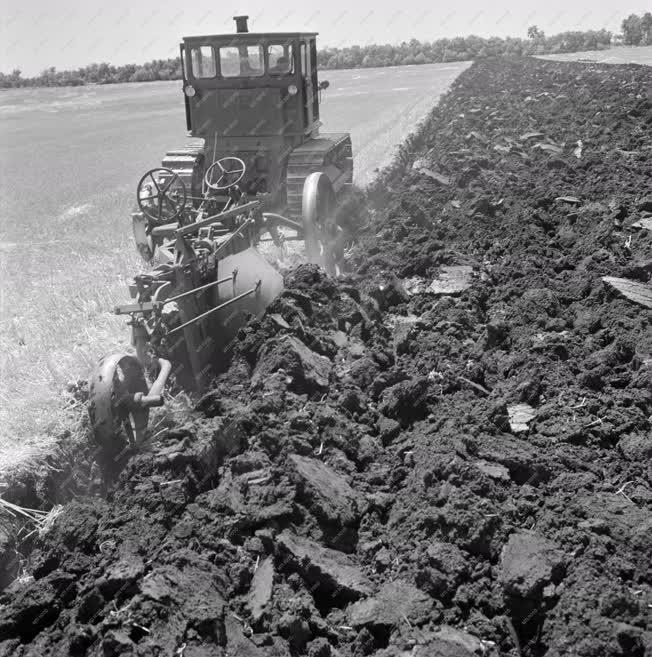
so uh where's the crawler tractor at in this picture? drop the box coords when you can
[89,17,353,460]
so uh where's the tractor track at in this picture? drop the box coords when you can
[1,56,651,656]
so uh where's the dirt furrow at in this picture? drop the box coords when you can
[1,56,651,657]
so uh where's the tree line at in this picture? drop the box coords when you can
[318,29,612,70]
[0,15,648,89]
[0,59,183,88]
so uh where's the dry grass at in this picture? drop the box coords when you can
[0,217,310,476]
[0,220,145,473]
[0,497,63,537]
[0,238,311,479]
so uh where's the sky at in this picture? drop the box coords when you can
[0,0,647,75]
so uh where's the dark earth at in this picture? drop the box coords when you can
[1,56,651,656]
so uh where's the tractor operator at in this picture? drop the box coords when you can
[269,55,290,74]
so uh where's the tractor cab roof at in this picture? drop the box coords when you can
[183,32,317,42]
[183,16,317,43]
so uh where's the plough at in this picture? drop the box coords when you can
[89,162,341,458]
[89,16,353,460]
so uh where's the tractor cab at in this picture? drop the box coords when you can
[181,16,325,144]
[178,16,337,204]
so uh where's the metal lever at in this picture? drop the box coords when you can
[166,281,261,336]
[130,358,172,410]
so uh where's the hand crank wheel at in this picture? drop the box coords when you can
[136,168,187,224]
[204,157,247,191]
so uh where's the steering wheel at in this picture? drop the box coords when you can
[204,157,247,191]
[137,168,187,224]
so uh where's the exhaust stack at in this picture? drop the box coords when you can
[234,15,249,33]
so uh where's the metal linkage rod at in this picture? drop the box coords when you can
[160,273,236,306]
[175,200,260,237]
[263,212,303,232]
[213,218,254,257]
[167,281,261,336]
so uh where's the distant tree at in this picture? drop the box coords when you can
[527,25,545,40]
[130,67,155,82]
[641,12,652,44]
[621,14,643,45]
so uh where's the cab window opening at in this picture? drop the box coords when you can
[190,46,216,78]
[268,44,294,75]
[300,42,308,77]
[220,45,264,78]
